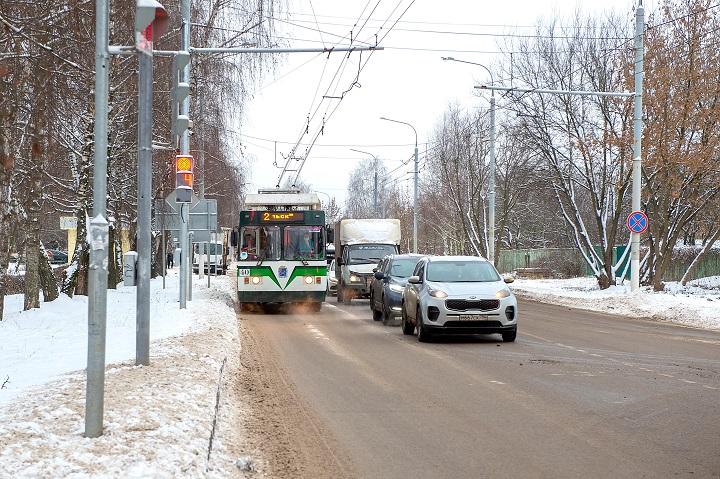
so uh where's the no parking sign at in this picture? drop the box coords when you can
[626,211,648,234]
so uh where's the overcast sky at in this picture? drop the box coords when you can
[237,0,652,206]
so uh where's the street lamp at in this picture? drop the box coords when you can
[379,117,418,253]
[441,56,497,264]
[349,148,380,218]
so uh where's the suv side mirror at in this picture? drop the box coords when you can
[374,271,384,280]
[408,275,421,284]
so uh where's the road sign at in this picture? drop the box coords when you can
[626,211,648,234]
[153,192,217,232]
[60,216,78,230]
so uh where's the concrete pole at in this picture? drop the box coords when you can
[179,203,188,308]
[188,231,193,301]
[413,143,418,253]
[86,0,110,438]
[198,241,204,279]
[135,47,153,367]
[631,2,645,292]
[374,160,378,218]
[488,94,496,264]
[207,239,211,287]
[179,0,191,307]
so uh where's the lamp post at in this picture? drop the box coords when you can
[441,56,496,264]
[379,117,418,253]
[350,148,380,218]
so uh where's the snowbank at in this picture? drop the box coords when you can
[511,276,720,330]
[0,273,195,404]
[0,270,247,477]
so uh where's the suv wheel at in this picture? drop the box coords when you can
[502,329,517,342]
[416,306,433,343]
[401,304,414,335]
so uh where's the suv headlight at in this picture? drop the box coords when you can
[350,274,362,283]
[496,289,511,299]
[429,288,448,298]
[389,283,404,293]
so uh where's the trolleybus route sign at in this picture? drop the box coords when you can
[626,210,648,234]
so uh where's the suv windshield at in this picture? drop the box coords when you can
[426,261,500,283]
[348,244,396,264]
[389,258,421,278]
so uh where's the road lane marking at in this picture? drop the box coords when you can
[679,379,696,384]
[489,380,506,385]
[659,373,675,378]
[702,385,718,390]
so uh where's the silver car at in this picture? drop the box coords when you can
[401,256,517,342]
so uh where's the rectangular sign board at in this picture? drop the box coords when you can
[153,198,217,232]
[60,216,78,230]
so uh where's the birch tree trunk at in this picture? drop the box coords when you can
[38,245,58,301]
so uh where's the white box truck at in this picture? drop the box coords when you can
[334,218,401,303]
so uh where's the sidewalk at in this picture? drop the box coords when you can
[0,270,250,477]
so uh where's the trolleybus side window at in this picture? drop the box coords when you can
[283,226,324,260]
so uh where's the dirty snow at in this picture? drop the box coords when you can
[512,276,720,330]
[0,269,248,478]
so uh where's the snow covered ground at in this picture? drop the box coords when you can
[0,269,249,477]
[511,276,720,330]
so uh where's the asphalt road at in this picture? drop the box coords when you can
[239,297,720,478]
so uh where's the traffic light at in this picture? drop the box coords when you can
[170,51,190,148]
[175,154,193,202]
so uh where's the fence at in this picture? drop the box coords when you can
[498,246,720,282]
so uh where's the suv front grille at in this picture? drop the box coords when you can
[445,299,500,311]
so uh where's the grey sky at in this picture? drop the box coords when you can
[238,0,649,206]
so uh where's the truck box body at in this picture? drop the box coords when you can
[334,219,401,302]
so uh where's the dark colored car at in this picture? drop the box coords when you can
[369,254,425,326]
[46,249,69,264]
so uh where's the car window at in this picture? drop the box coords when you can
[426,261,500,282]
[389,258,421,278]
[412,260,424,277]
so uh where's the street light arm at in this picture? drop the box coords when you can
[349,148,378,160]
[441,56,494,96]
[379,117,417,148]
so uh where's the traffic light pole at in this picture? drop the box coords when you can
[179,0,191,308]
[136,45,153,366]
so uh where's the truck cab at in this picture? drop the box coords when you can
[334,218,401,303]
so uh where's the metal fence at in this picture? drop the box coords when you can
[497,247,720,282]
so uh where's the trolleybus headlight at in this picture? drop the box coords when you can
[251,276,262,285]
[304,275,314,284]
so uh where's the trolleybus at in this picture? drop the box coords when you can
[237,189,327,311]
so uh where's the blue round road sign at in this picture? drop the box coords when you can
[627,211,648,234]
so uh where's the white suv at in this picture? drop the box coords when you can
[401,256,517,342]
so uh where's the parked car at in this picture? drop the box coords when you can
[46,249,69,265]
[401,256,517,342]
[370,254,425,325]
[327,259,338,296]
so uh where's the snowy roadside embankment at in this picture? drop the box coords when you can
[511,276,720,330]
[0,270,247,478]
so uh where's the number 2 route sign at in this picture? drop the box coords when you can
[627,211,649,234]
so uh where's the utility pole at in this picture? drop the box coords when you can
[135,42,153,366]
[441,57,496,263]
[349,148,380,218]
[379,117,418,253]
[86,0,110,439]
[488,94,496,264]
[179,0,191,307]
[631,1,645,292]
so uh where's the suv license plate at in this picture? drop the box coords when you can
[459,314,489,321]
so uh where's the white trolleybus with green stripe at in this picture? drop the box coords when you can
[237,190,327,311]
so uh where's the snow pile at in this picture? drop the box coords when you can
[0,270,247,478]
[0,273,195,404]
[511,276,720,330]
